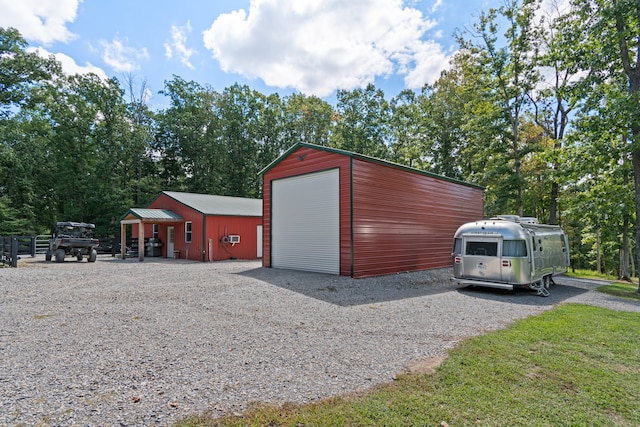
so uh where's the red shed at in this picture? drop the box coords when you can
[120,191,262,262]
[261,143,484,278]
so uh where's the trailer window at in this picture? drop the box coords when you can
[465,241,498,256]
[453,238,462,254]
[502,240,527,257]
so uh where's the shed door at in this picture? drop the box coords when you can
[271,169,339,274]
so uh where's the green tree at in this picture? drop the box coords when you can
[388,89,429,170]
[459,0,541,216]
[282,93,335,147]
[332,83,391,159]
[122,74,161,209]
[40,74,145,235]
[0,27,61,234]
[529,3,583,224]
[155,76,226,194]
[0,27,60,118]
[562,0,640,289]
[215,83,280,197]
[438,47,515,215]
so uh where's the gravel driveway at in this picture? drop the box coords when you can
[1,256,639,426]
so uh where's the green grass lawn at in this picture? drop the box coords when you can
[177,304,640,427]
[597,281,640,301]
[566,268,622,281]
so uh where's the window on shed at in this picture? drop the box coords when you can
[465,241,498,256]
[152,224,158,239]
[502,240,527,257]
[185,221,192,243]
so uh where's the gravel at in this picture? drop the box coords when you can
[1,256,639,426]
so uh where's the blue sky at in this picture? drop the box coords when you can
[1,0,502,109]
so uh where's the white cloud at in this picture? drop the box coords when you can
[0,0,80,44]
[202,0,446,97]
[164,21,196,70]
[403,41,450,89]
[539,0,572,16]
[100,36,149,73]
[27,47,108,80]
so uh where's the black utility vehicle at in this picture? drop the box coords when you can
[45,222,99,263]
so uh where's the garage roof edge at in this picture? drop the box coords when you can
[119,208,183,222]
[259,142,485,190]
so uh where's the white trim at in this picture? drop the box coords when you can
[257,225,263,258]
[120,219,141,225]
[185,221,192,243]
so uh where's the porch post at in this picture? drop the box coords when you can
[138,221,144,262]
[120,222,126,259]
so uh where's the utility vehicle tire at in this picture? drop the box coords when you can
[45,251,52,261]
[55,248,65,263]
[77,254,83,261]
[88,249,97,262]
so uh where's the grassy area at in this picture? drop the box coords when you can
[597,281,640,301]
[176,304,640,427]
[565,268,621,281]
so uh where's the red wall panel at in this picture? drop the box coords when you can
[148,195,204,260]
[206,216,263,261]
[351,158,484,277]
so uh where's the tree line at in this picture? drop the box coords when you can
[1,0,639,282]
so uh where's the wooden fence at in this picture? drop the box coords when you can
[1,235,127,267]
[0,236,31,267]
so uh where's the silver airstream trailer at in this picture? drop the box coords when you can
[452,216,570,296]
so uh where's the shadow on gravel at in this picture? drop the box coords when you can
[456,281,589,306]
[238,267,459,306]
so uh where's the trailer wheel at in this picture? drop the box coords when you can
[77,254,83,261]
[55,248,65,263]
[88,249,97,262]
[542,275,551,290]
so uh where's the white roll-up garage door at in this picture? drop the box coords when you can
[271,168,339,274]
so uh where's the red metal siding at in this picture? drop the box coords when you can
[130,223,155,239]
[262,147,352,275]
[146,194,261,261]
[148,195,204,260]
[351,158,484,278]
[206,215,263,261]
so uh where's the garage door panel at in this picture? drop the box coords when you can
[272,169,339,274]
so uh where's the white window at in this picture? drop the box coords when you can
[185,221,192,243]
[152,224,158,239]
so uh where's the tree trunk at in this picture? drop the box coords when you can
[632,150,640,292]
[620,170,631,281]
[596,228,601,274]
[549,181,559,225]
[613,0,640,291]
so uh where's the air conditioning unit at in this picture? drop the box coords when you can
[222,235,240,244]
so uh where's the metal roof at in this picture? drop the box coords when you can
[162,191,263,217]
[259,142,485,190]
[120,208,183,222]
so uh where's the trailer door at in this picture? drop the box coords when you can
[462,235,502,282]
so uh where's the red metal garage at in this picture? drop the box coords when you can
[261,143,484,278]
[120,191,262,262]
